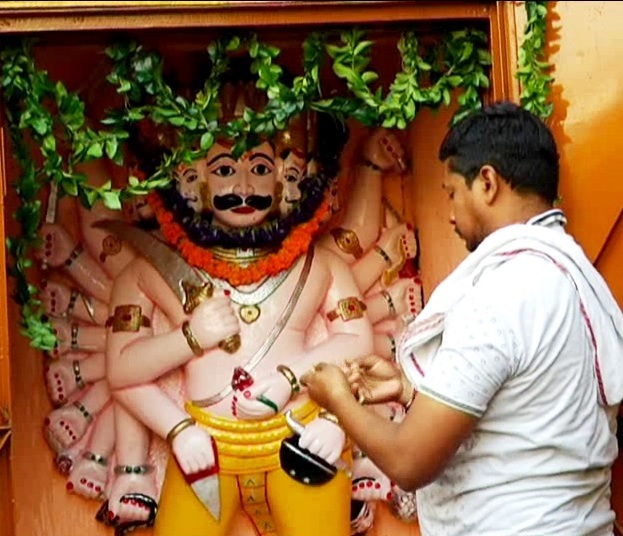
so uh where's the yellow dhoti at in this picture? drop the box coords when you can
[154,400,352,536]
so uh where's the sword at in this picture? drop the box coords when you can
[93,218,241,520]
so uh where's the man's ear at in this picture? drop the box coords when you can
[476,164,500,205]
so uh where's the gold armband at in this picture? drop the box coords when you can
[330,227,364,259]
[277,364,301,396]
[106,304,151,333]
[181,321,204,357]
[326,297,367,322]
[166,417,196,445]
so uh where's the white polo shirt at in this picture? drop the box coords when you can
[416,215,618,536]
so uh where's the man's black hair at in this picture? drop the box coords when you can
[438,101,560,204]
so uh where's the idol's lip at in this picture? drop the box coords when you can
[232,206,256,214]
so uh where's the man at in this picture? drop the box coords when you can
[301,101,623,535]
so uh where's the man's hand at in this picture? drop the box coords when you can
[300,363,354,414]
[345,355,413,406]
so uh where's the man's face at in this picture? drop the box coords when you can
[279,149,307,214]
[174,162,204,212]
[443,163,485,253]
[204,140,277,228]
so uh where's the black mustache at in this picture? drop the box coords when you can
[213,194,273,211]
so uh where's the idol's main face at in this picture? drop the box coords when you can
[204,141,277,228]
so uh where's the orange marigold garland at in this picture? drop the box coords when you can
[148,191,329,286]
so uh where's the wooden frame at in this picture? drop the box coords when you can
[0,3,523,536]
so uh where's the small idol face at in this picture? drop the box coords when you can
[279,149,307,214]
[204,140,277,228]
[174,162,204,213]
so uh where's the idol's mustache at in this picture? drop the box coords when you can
[213,194,273,211]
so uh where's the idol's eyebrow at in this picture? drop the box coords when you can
[206,153,234,167]
[249,152,275,165]
[181,168,198,177]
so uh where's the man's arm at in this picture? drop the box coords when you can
[332,390,477,491]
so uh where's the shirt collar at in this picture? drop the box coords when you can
[526,208,567,228]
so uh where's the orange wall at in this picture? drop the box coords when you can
[546,1,623,304]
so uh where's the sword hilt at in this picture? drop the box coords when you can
[182,280,241,354]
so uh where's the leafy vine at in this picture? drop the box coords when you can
[0,15,551,350]
[517,1,553,119]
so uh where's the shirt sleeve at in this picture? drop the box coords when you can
[417,289,521,418]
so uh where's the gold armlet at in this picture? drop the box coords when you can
[326,297,367,322]
[166,417,196,446]
[181,321,204,357]
[318,409,340,426]
[276,364,301,396]
[106,304,152,333]
[330,227,364,259]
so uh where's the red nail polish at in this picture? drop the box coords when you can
[224,290,231,296]
[66,482,74,491]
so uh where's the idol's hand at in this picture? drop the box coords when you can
[300,363,354,414]
[234,372,291,420]
[360,128,406,172]
[188,291,240,351]
[299,417,345,465]
[346,355,412,406]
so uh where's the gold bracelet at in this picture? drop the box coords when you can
[381,290,397,317]
[181,321,204,357]
[373,245,392,266]
[404,387,417,411]
[361,158,382,172]
[318,409,340,426]
[387,334,397,361]
[166,417,196,445]
[276,364,301,396]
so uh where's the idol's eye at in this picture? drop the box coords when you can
[213,165,236,178]
[285,172,299,183]
[251,163,273,176]
[186,172,198,183]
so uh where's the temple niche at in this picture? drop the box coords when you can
[1,6,500,536]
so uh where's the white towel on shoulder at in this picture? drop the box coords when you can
[398,221,623,407]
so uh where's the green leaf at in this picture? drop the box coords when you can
[86,142,103,159]
[200,131,214,151]
[101,191,122,210]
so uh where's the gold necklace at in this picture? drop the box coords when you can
[203,266,293,324]
[210,245,276,267]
